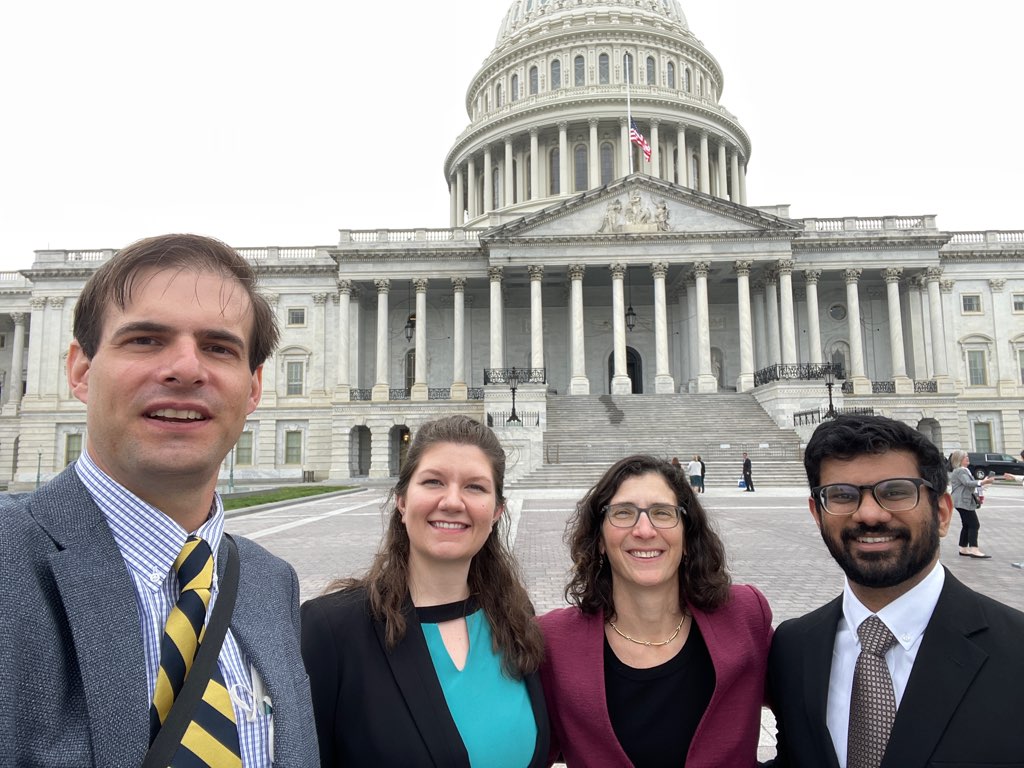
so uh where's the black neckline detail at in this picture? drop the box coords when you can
[415,596,480,624]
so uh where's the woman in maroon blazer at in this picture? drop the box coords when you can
[539,455,772,767]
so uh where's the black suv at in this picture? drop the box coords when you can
[966,452,1024,480]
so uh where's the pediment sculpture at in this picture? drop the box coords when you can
[596,192,672,234]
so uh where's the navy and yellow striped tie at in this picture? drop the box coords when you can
[149,536,242,767]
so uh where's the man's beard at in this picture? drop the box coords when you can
[820,512,940,589]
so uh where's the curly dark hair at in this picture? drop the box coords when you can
[804,415,948,513]
[564,454,731,619]
[328,415,544,677]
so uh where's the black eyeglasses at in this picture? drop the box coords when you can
[602,503,685,529]
[811,477,935,516]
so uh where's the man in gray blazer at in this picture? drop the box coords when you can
[0,234,318,766]
[768,415,1024,767]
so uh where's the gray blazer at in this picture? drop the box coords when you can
[950,465,979,510]
[0,466,319,768]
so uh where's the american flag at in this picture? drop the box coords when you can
[629,119,651,162]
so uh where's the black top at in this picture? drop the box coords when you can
[604,622,715,768]
[416,596,479,624]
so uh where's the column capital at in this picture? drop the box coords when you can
[908,275,926,290]
[48,296,66,308]
[312,293,329,305]
[803,269,822,284]
[528,265,545,281]
[733,260,752,277]
[529,127,539,138]
[488,266,504,282]
[843,268,863,284]
[940,279,955,294]
[557,121,568,131]
[989,278,1007,292]
[374,278,391,294]
[925,266,944,282]
[451,276,467,291]
[650,261,668,279]
[649,117,659,128]
[588,117,599,128]
[502,134,514,145]
[413,278,429,293]
[10,311,25,324]
[684,271,697,288]
[751,279,766,292]
[337,279,353,295]
[261,292,279,308]
[619,116,629,127]
[568,263,586,281]
[882,267,903,284]
[693,261,711,279]
[764,268,778,286]
[776,259,794,276]
[676,122,687,133]
[610,262,626,280]
[30,297,47,311]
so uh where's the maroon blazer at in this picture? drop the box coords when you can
[539,584,772,767]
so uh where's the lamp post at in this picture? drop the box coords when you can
[824,365,838,419]
[506,367,522,425]
[228,444,236,494]
[35,449,42,490]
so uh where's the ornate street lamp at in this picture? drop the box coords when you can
[506,367,522,425]
[625,267,637,332]
[824,365,838,419]
[403,281,416,342]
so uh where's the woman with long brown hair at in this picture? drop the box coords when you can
[539,454,771,767]
[301,415,548,767]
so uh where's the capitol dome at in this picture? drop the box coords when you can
[444,0,750,227]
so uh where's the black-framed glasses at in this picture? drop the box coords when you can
[602,503,685,529]
[811,477,936,516]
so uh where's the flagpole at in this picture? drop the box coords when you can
[626,55,633,175]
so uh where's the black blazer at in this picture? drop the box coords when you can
[766,568,1024,767]
[301,587,549,767]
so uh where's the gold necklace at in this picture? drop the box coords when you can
[608,613,686,647]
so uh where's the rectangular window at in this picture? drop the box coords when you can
[0,334,6,349]
[961,294,982,313]
[1013,293,1024,312]
[973,421,993,453]
[1018,349,1024,385]
[286,361,304,396]
[65,433,83,466]
[284,430,302,465]
[967,350,987,386]
[287,307,306,326]
[235,431,253,465]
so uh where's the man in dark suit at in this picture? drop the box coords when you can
[0,235,318,766]
[768,415,1024,767]
[743,451,755,491]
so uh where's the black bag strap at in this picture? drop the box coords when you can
[142,534,240,768]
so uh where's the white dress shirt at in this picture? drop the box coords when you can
[826,560,944,767]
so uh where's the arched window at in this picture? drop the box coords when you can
[511,74,519,101]
[550,59,561,90]
[599,53,609,84]
[600,142,614,184]
[622,53,633,83]
[646,56,656,85]
[529,65,539,95]
[496,82,504,108]
[549,148,560,195]
[574,55,585,86]
[574,144,588,191]
[667,61,675,89]
[684,68,691,93]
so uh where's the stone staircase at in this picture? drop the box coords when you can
[513,393,807,489]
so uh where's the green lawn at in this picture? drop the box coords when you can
[223,486,351,510]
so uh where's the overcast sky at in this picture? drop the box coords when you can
[2,1,1021,271]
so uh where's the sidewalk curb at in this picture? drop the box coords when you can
[224,487,366,519]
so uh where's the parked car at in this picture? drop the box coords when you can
[966,452,1024,480]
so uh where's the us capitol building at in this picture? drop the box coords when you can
[2,0,1022,488]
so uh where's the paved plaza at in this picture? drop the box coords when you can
[227,480,1024,760]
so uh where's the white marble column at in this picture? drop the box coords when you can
[989,279,1015,393]
[777,259,797,365]
[685,273,698,391]
[717,142,728,199]
[41,296,66,397]
[411,278,428,401]
[906,276,930,379]
[449,177,458,228]
[371,279,391,401]
[483,147,493,213]
[450,277,468,400]
[698,132,710,193]
[730,149,741,203]
[803,270,823,365]
[694,261,716,392]
[529,266,545,370]
[882,267,911,391]
[467,157,477,219]
[558,122,569,196]
[676,124,688,188]
[734,261,754,392]
[334,281,352,400]
[260,293,279,407]
[651,262,674,392]
[529,128,539,200]
[650,119,660,178]
[311,293,328,394]
[4,312,26,411]
[764,271,781,366]
[489,266,504,370]
[739,160,747,205]
[589,118,600,188]
[610,263,631,394]
[925,267,950,380]
[620,118,630,175]
[751,280,767,371]
[568,264,589,394]
[844,269,869,389]
[504,136,515,206]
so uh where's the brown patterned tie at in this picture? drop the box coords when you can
[847,615,898,768]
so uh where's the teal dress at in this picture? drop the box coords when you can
[419,600,538,768]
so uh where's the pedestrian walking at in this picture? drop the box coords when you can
[742,452,754,492]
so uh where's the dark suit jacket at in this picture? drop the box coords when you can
[767,569,1024,767]
[0,466,319,768]
[301,587,550,767]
